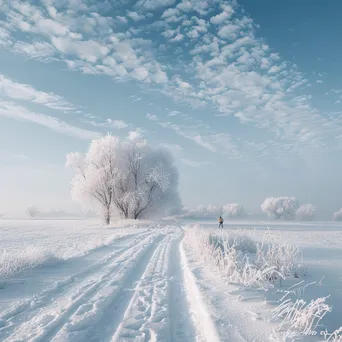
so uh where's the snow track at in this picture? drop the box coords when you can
[0,230,157,341]
[111,234,172,341]
[0,226,223,342]
[179,240,221,342]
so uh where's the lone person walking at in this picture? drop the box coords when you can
[218,216,224,229]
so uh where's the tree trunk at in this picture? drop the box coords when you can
[104,207,111,225]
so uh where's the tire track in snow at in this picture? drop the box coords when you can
[179,239,221,342]
[70,234,167,342]
[168,233,199,342]
[1,232,161,342]
[110,233,175,341]
[0,229,154,335]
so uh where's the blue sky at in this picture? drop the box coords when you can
[0,0,342,217]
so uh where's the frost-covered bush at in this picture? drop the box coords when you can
[66,133,182,224]
[222,203,245,219]
[333,209,342,221]
[296,204,316,221]
[261,197,299,220]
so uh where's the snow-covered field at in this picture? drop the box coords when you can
[0,219,341,341]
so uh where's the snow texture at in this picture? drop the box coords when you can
[1,219,342,341]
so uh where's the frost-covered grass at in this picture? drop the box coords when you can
[321,328,342,341]
[272,296,331,338]
[184,221,342,340]
[0,219,147,279]
[184,225,302,290]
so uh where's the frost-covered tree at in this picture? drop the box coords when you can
[261,197,299,220]
[27,206,39,218]
[333,209,342,221]
[66,133,181,224]
[206,204,220,218]
[296,204,316,221]
[222,203,245,219]
[179,204,222,219]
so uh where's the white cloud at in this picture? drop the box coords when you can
[0,150,28,161]
[116,16,128,24]
[159,143,183,154]
[12,41,56,59]
[168,110,181,116]
[210,5,234,25]
[151,67,168,84]
[131,67,149,81]
[128,129,143,141]
[106,119,128,129]
[170,33,184,42]
[51,37,109,62]
[0,26,11,45]
[176,0,210,15]
[218,24,240,39]
[0,74,75,111]
[146,113,158,121]
[192,135,217,152]
[35,18,69,36]
[161,8,180,18]
[127,11,145,22]
[175,77,191,88]
[176,1,193,12]
[85,118,128,129]
[1,0,341,155]
[0,1,168,86]
[268,65,282,74]
[180,158,211,167]
[136,0,176,10]
[162,28,177,39]
[157,119,241,156]
[0,101,98,139]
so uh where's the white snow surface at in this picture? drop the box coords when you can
[0,220,152,279]
[0,219,341,341]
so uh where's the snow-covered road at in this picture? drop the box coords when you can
[0,225,221,342]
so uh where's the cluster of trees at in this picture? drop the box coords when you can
[259,198,342,221]
[179,203,246,220]
[260,197,316,221]
[180,197,318,222]
[260,197,342,221]
[333,209,342,221]
[66,133,181,224]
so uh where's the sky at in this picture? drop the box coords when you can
[0,0,342,218]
